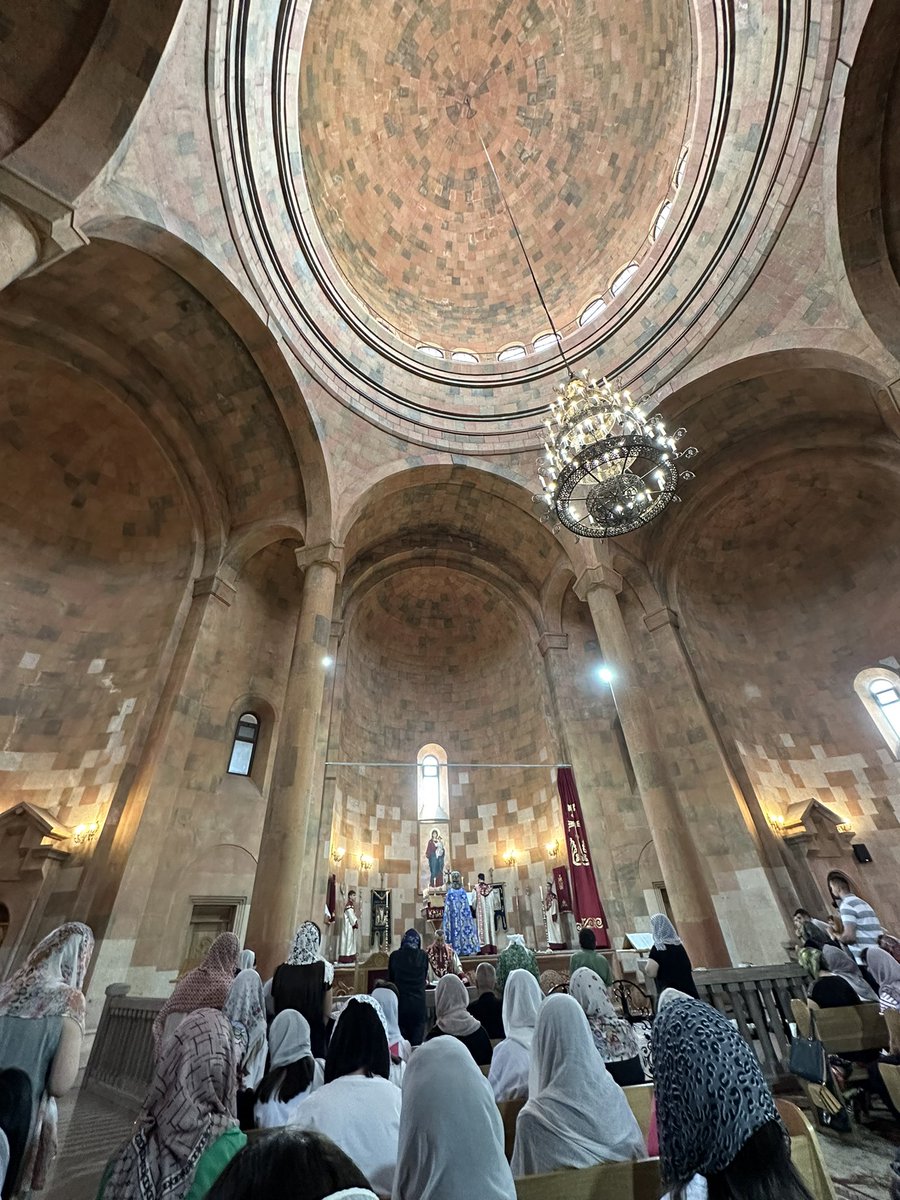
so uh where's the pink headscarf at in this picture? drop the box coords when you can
[152,933,240,1048]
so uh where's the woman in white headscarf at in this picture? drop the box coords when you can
[488,969,542,1100]
[641,914,699,999]
[569,967,645,1086]
[0,921,94,1192]
[371,986,411,1061]
[425,974,493,1065]
[254,1010,323,1128]
[394,1037,516,1200]
[238,949,256,972]
[224,969,268,1091]
[510,994,645,1178]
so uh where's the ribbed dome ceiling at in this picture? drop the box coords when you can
[299,0,692,356]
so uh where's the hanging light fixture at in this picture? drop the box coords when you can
[463,99,698,539]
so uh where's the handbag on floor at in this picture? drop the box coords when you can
[789,1011,852,1131]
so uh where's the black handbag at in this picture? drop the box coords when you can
[789,1012,850,1126]
[789,1030,827,1083]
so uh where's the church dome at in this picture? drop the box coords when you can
[298,0,693,361]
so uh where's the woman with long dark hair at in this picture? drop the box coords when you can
[652,994,814,1200]
[268,922,334,1057]
[254,1010,322,1129]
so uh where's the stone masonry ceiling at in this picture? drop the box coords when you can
[299,0,692,356]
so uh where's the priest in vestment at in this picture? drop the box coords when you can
[544,878,566,950]
[338,889,360,963]
[468,873,498,954]
[442,871,480,956]
[426,928,468,984]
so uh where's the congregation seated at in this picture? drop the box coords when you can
[387,929,429,1045]
[809,945,877,1007]
[652,990,814,1200]
[425,974,493,1065]
[569,966,646,1086]
[496,932,540,993]
[99,1008,247,1200]
[254,1010,323,1129]
[509,993,646,1177]
[152,932,240,1051]
[569,926,612,986]
[371,983,412,1061]
[489,969,542,1101]
[468,962,505,1040]
[206,1128,377,1200]
[289,996,401,1197]
[265,922,334,1058]
[394,1037,515,1200]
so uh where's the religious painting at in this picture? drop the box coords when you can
[419,821,450,889]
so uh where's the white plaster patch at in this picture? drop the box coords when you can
[0,751,24,771]
[19,652,40,670]
[87,659,105,674]
[780,734,795,747]
[743,683,762,699]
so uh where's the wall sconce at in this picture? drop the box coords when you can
[73,822,98,845]
[331,846,346,864]
[503,849,518,868]
[767,813,786,837]
[359,853,374,871]
[545,839,560,859]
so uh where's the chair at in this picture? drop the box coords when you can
[623,1084,654,1141]
[610,981,653,1023]
[776,1099,837,1200]
[791,997,812,1038]
[540,969,568,995]
[514,1157,661,1200]
[810,1002,888,1055]
[498,1098,525,1160]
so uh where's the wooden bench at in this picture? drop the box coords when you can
[791,997,888,1053]
[498,1085,653,1163]
[776,1099,837,1200]
[514,1156,661,1200]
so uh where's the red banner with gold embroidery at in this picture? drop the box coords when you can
[557,766,610,947]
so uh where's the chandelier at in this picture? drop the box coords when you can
[537,372,697,538]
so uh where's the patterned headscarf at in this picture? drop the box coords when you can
[569,967,639,1063]
[401,929,421,950]
[335,993,391,1044]
[152,933,240,1049]
[0,922,94,1030]
[287,922,322,965]
[223,969,267,1089]
[651,995,778,1185]
[650,914,682,951]
[103,1008,238,1200]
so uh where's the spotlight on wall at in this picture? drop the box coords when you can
[359,853,374,871]
[322,655,334,668]
[545,839,560,859]
[597,665,615,684]
[504,849,518,868]
[331,846,346,864]
[767,813,786,836]
[72,822,99,845]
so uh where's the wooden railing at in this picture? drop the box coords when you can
[692,963,809,1080]
[83,984,162,1107]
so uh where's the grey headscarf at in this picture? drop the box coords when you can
[651,995,778,1186]
[268,1009,314,1069]
[821,945,877,1001]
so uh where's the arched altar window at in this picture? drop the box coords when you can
[227,712,260,775]
[417,744,449,821]
[854,667,900,757]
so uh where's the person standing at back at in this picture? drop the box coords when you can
[828,874,883,964]
[641,915,699,1000]
[569,927,612,986]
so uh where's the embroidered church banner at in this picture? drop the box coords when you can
[557,766,610,947]
[552,865,573,913]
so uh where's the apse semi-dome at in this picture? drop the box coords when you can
[298,0,693,358]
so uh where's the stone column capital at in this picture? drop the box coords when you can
[573,564,622,602]
[192,574,237,606]
[295,541,343,573]
[538,631,568,656]
[0,165,88,272]
[644,606,679,633]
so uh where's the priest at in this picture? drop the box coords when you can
[337,888,360,963]
[469,873,498,954]
[442,870,481,957]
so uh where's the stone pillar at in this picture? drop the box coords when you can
[575,565,730,967]
[305,618,346,923]
[246,542,341,977]
[0,201,39,290]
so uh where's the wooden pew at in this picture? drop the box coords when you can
[514,1157,661,1200]
[622,1083,654,1142]
[776,1099,837,1200]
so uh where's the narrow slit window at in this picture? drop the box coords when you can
[228,712,259,776]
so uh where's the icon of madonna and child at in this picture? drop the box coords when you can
[424,826,447,887]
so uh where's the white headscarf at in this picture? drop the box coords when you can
[501,969,542,1050]
[372,988,405,1053]
[651,914,682,951]
[239,949,256,972]
[224,969,268,1089]
[505,933,527,949]
[268,1009,313,1070]
[287,921,335,984]
[393,1037,516,1200]
[510,994,645,1177]
[435,975,480,1037]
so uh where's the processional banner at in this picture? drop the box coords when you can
[552,865,573,913]
[557,766,610,947]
